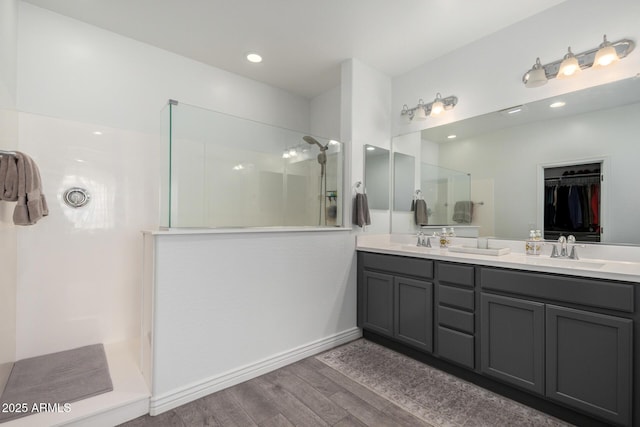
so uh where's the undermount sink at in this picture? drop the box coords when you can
[524,257,606,270]
[448,245,511,256]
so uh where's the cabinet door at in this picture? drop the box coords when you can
[361,271,394,337]
[394,277,433,352]
[480,293,545,395]
[546,305,632,426]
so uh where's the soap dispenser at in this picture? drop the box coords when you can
[440,227,449,248]
[526,229,541,255]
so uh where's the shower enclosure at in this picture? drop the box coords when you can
[161,101,343,228]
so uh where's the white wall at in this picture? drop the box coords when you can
[392,0,640,137]
[14,2,341,362]
[147,230,358,413]
[342,59,392,234]
[438,102,640,243]
[0,0,18,393]
[17,3,310,134]
[310,86,341,141]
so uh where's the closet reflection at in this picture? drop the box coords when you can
[363,145,389,209]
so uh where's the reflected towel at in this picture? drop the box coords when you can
[0,153,19,201]
[12,152,48,226]
[414,199,428,226]
[452,201,473,223]
[353,193,371,227]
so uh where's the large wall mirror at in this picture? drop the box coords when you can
[363,144,390,209]
[392,76,640,245]
[393,152,415,211]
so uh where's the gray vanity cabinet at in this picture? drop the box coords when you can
[436,262,476,369]
[360,270,394,336]
[546,305,632,427]
[480,293,545,395]
[358,252,434,352]
[394,277,433,352]
[481,267,634,426]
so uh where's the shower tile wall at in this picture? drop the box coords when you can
[0,108,18,391]
[14,112,160,359]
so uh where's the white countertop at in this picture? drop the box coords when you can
[357,234,640,283]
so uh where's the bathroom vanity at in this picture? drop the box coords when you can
[357,235,640,427]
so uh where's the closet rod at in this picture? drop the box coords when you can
[544,172,600,180]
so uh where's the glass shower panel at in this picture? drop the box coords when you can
[163,101,343,228]
[420,163,471,225]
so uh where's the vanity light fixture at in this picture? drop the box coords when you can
[522,35,635,87]
[400,93,458,122]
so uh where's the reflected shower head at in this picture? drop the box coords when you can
[303,135,327,151]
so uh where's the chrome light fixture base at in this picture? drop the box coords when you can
[523,36,635,87]
[401,94,458,121]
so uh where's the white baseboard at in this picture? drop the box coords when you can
[149,327,362,415]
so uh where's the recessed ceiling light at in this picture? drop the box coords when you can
[447,134,457,139]
[93,131,102,135]
[550,101,566,108]
[246,53,262,63]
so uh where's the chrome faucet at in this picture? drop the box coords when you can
[550,235,581,259]
[416,232,431,247]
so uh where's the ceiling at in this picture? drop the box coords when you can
[23,0,566,99]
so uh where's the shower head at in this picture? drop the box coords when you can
[303,135,327,151]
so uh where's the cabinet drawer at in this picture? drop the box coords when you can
[438,284,474,311]
[480,267,634,313]
[438,305,474,333]
[438,262,475,288]
[360,252,433,279]
[438,326,474,369]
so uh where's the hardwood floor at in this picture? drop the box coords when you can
[121,357,433,427]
